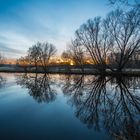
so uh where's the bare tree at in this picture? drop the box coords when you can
[28,42,42,72]
[39,42,57,72]
[27,42,56,73]
[73,17,113,73]
[104,8,140,72]
[62,41,85,71]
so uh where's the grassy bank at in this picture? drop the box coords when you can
[0,66,140,76]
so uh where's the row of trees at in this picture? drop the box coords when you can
[62,6,140,72]
[16,0,140,73]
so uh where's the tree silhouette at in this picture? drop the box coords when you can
[27,42,57,73]
[28,42,42,72]
[73,17,110,73]
[39,42,56,72]
[104,8,140,72]
[71,7,140,73]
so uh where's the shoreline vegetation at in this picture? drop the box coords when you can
[0,65,140,76]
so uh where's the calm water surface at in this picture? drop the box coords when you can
[0,73,140,140]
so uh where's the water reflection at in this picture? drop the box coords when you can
[62,75,140,140]
[16,73,56,103]
[0,75,6,88]
[15,73,140,140]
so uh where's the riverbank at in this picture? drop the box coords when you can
[0,66,140,76]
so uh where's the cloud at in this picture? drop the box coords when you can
[0,42,26,58]
[0,0,111,58]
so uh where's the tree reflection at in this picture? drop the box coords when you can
[104,76,140,140]
[0,75,6,88]
[17,73,56,103]
[62,75,140,140]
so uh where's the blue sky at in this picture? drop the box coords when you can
[0,0,113,58]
